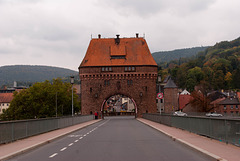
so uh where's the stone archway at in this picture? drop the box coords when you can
[100,94,138,119]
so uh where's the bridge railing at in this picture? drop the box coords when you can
[142,113,240,147]
[0,115,94,144]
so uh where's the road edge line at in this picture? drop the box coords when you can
[0,119,102,161]
[137,118,227,161]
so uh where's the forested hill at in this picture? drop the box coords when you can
[152,46,208,65]
[0,65,78,87]
[169,36,240,91]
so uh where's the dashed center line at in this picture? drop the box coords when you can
[60,147,67,151]
[49,153,58,158]
[52,120,110,159]
[48,121,111,160]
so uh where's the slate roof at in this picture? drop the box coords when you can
[207,91,227,102]
[79,36,157,67]
[163,75,170,83]
[164,77,177,88]
[218,98,240,105]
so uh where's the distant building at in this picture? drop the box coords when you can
[217,97,240,116]
[0,93,14,114]
[121,97,135,112]
[79,34,158,117]
[0,83,27,114]
[179,89,192,111]
[163,77,178,113]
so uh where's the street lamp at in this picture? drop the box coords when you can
[157,74,161,114]
[70,76,74,116]
[158,74,161,83]
[56,92,57,117]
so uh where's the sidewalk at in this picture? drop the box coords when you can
[0,119,101,161]
[138,118,240,161]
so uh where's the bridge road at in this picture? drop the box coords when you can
[9,116,210,161]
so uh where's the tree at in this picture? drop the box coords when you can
[185,67,204,91]
[0,78,80,120]
[202,66,214,87]
[187,67,204,83]
[186,78,196,92]
[212,70,225,90]
[175,66,187,88]
[232,66,240,89]
[224,72,232,89]
[212,58,232,74]
[189,81,212,112]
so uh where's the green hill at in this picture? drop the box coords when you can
[0,65,78,87]
[169,37,240,91]
[152,47,208,65]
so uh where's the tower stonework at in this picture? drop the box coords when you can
[79,35,158,117]
[163,78,178,113]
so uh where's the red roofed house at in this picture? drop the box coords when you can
[217,97,240,116]
[0,93,14,114]
[79,34,158,117]
[179,89,192,111]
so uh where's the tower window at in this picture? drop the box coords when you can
[104,80,110,86]
[111,56,126,59]
[127,80,133,85]
[124,66,136,72]
[102,67,113,72]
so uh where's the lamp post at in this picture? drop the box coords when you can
[56,92,57,117]
[70,76,74,116]
[157,74,161,114]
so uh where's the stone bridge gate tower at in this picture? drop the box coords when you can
[79,34,158,117]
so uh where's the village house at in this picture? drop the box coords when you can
[217,96,240,116]
[0,93,14,114]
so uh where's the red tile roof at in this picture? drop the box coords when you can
[210,97,226,106]
[0,93,14,103]
[179,94,192,110]
[79,37,157,67]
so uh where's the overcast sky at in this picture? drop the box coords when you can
[1,0,240,71]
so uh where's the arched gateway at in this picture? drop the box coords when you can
[79,34,158,118]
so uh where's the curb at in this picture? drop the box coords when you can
[137,118,227,161]
[0,119,102,161]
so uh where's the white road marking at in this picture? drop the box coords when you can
[49,153,58,158]
[63,120,110,153]
[68,134,81,137]
[60,147,67,151]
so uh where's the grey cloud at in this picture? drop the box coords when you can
[0,0,239,71]
[101,0,164,16]
[101,0,216,17]
[0,0,41,4]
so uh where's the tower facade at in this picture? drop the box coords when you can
[79,34,158,117]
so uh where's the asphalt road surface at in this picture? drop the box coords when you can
[8,116,210,161]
